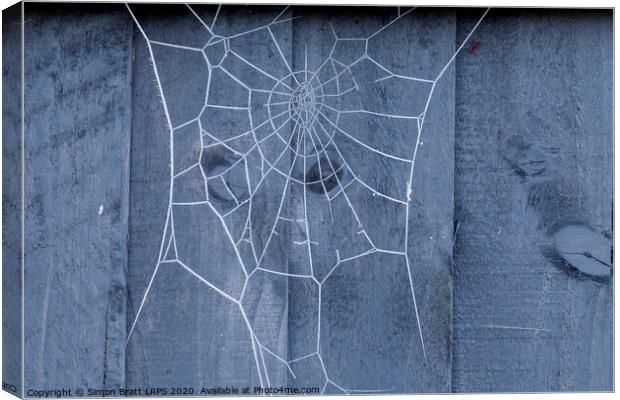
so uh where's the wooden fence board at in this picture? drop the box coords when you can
[22,3,133,391]
[452,8,613,392]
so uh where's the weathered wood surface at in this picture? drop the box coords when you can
[21,3,133,392]
[286,7,456,392]
[2,3,23,396]
[3,4,613,396]
[125,4,264,389]
[452,8,613,392]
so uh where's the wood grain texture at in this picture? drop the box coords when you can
[286,7,456,392]
[22,3,133,391]
[2,3,23,396]
[125,5,266,389]
[452,8,613,392]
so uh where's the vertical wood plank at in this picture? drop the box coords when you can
[124,4,282,389]
[22,3,133,391]
[452,8,613,392]
[288,7,456,393]
[2,3,23,396]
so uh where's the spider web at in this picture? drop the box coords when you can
[125,4,488,394]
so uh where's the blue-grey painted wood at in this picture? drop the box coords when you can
[21,3,133,392]
[2,3,23,396]
[452,8,613,392]
[2,4,613,396]
[286,7,456,393]
[125,4,266,390]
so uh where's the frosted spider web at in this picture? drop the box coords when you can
[126,4,488,394]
